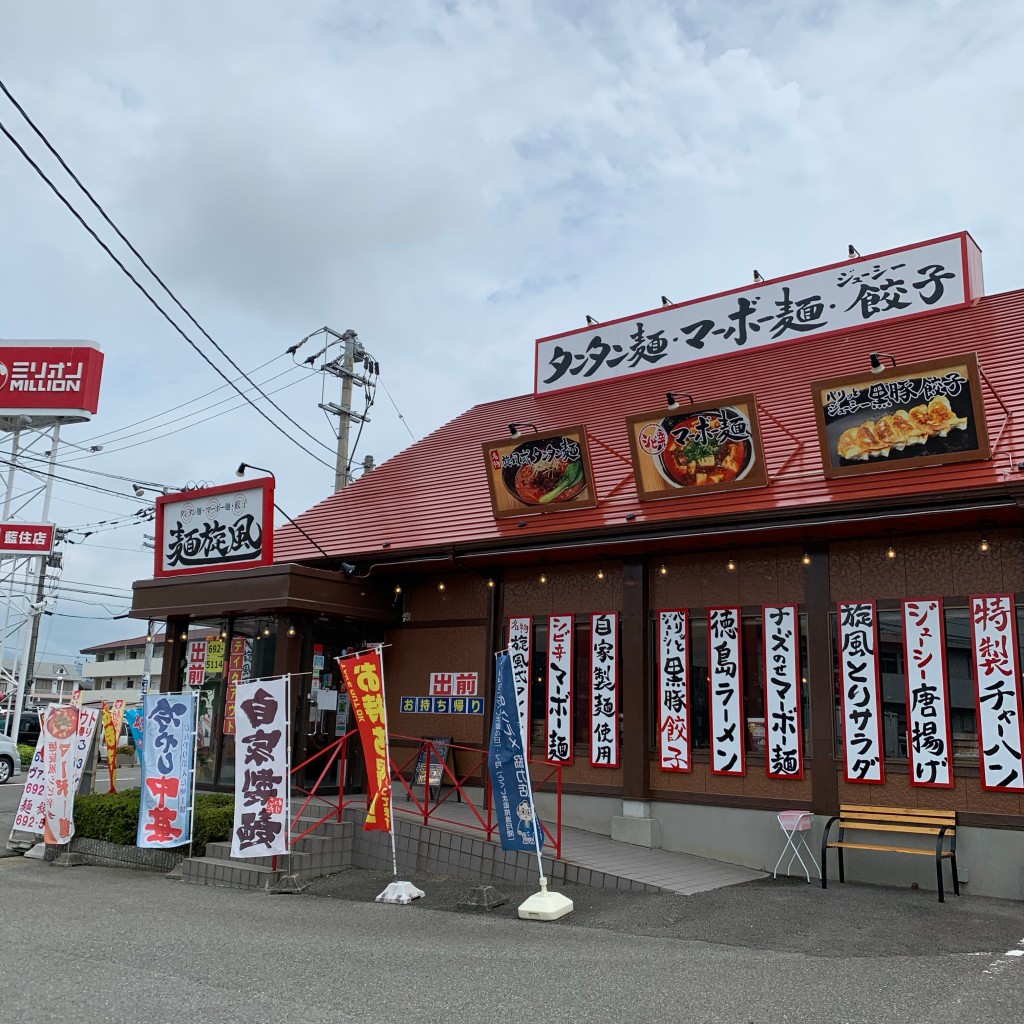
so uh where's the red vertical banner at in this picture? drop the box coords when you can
[337,649,392,833]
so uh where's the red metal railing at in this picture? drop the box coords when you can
[287,730,563,858]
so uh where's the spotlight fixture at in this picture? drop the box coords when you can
[726,557,737,572]
[658,564,667,576]
[539,572,548,584]
[625,513,636,522]
[596,568,606,581]
[753,270,765,283]
[437,581,446,593]
[236,461,275,479]
[287,624,297,637]
[665,391,694,410]
[585,315,599,325]
[869,352,897,374]
[508,422,538,439]
[661,295,673,306]
[802,552,812,566]
[848,244,861,258]
[340,562,357,577]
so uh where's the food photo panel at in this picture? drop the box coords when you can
[625,394,768,501]
[810,353,990,479]
[482,425,598,518]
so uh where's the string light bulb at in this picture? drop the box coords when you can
[287,624,297,638]
[886,543,897,561]
[539,572,548,584]
[178,630,188,642]
[726,557,737,572]
[262,624,272,637]
[802,552,812,566]
[437,580,446,593]
[658,564,667,576]
[394,584,403,596]
[979,536,990,554]
[486,578,495,589]
[596,568,606,581]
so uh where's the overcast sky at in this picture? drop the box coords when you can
[1,0,1022,664]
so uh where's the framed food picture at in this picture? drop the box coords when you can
[625,394,768,501]
[482,425,598,519]
[810,353,990,479]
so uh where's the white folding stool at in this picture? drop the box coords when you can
[772,810,820,882]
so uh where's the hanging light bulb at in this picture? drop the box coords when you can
[178,630,188,642]
[486,578,495,589]
[393,584,403,595]
[979,536,990,554]
[437,580,446,593]
[726,557,737,572]
[802,552,812,566]
[539,572,548,584]
[287,624,297,638]
[658,564,667,576]
[596,568,606,581]
[262,623,272,637]
[886,543,897,561]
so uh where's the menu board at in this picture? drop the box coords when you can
[482,425,597,519]
[625,394,768,501]
[810,353,989,478]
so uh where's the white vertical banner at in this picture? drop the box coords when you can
[658,610,690,772]
[970,595,1024,792]
[763,605,803,778]
[13,731,46,835]
[545,614,573,764]
[902,599,954,788]
[837,601,885,784]
[507,616,532,760]
[709,608,744,776]
[41,705,99,845]
[232,676,290,857]
[590,612,619,767]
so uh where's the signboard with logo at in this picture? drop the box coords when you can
[810,353,989,479]
[154,479,274,577]
[0,523,55,555]
[535,232,981,395]
[482,426,597,519]
[0,343,104,420]
[625,394,768,500]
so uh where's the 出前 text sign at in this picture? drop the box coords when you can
[535,233,980,394]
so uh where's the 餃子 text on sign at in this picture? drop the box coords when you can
[658,610,690,772]
[535,232,981,394]
[154,478,274,577]
[137,692,197,849]
[810,353,989,478]
[232,677,290,857]
[338,649,393,833]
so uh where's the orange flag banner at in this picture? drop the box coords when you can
[337,649,392,833]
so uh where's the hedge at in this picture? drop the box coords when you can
[18,744,34,768]
[73,789,235,857]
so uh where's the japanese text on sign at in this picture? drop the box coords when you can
[902,600,954,788]
[837,602,884,784]
[708,608,744,776]
[507,617,532,761]
[535,235,972,394]
[763,606,803,779]
[137,692,196,849]
[970,595,1024,792]
[590,612,619,767]
[546,614,573,764]
[658,610,690,772]
[428,672,479,697]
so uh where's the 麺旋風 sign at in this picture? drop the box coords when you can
[482,426,597,519]
[0,342,104,420]
[811,353,989,478]
[626,394,768,500]
[0,523,54,555]
[154,479,273,577]
[535,232,981,394]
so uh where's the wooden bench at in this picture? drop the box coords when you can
[820,804,959,903]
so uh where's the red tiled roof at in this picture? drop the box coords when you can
[274,288,1024,563]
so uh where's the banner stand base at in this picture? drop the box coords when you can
[376,880,425,904]
[23,843,47,860]
[53,852,88,867]
[518,877,573,921]
[270,874,307,895]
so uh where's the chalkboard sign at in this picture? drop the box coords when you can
[411,736,452,790]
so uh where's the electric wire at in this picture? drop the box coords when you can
[0,115,335,473]
[0,77,340,462]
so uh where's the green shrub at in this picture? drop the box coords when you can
[18,744,35,768]
[72,789,236,857]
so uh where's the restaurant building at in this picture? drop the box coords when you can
[131,231,1024,899]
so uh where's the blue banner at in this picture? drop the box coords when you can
[488,652,543,852]
[124,708,145,768]
[136,692,197,849]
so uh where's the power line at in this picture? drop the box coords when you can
[378,375,417,442]
[0,113,335,473]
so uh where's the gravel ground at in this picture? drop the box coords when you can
[305,867,1024,959]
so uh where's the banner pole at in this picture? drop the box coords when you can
[188,690,200,859]
[377,646,399,879]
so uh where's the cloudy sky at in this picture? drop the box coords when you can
[1,0,1022,665]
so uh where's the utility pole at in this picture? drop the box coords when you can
[314,328,378,492]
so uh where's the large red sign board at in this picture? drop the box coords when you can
[0,523,55,555]
[0,343,104,419]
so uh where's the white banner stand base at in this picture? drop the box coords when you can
[23,843,46,860]
[518,877,573,921]
[376,880,425,904]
